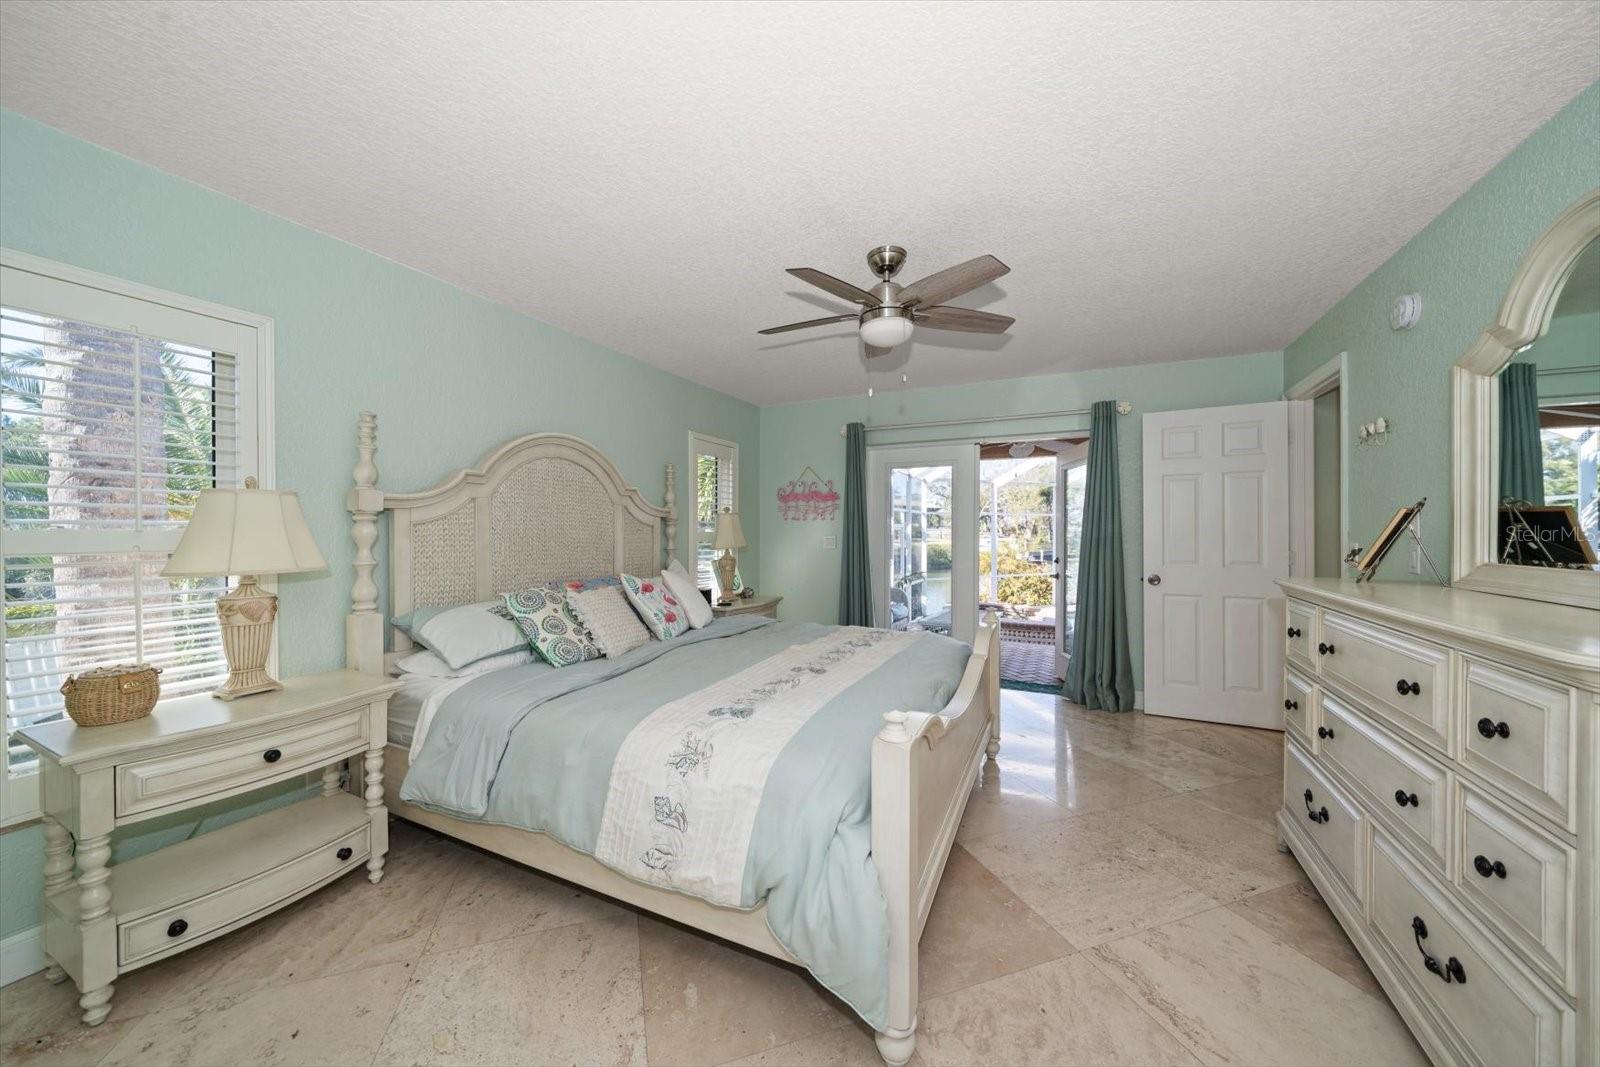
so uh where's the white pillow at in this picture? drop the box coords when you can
[664,559,714,629]
[391,601,527,671]
[395,647,536,679]
[569,585,652,657]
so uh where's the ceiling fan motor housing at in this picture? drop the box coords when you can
[867,244,907,279]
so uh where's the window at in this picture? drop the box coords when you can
[689,432,737,591]
[1,255,269,822]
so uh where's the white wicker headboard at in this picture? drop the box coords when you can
[343,412,677,672]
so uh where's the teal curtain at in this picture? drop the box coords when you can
[1063,401,1135,711]
[838,422,873,625]
[1499,363,1545,505]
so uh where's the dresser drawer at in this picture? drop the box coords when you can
[1460,658,1576,830]
[1455,784,1575,992]
[119,823,369,967]
[1319,694,1448,868]
[1284,741,1363,898]
[1283,670,1316,748]
[1286,599,1316,673]
[116,706,369,819]
[1318,611,1450,752]
[1368,831,1571,1067]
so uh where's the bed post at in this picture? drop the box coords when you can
[663,461,678,566]
[871,711,919,1066]
[346,411,385,675]
[983,609,1002,758]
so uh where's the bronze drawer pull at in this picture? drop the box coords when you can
[1473,854,1507,879]
[262,748,282,763]
[1476,718,1510,740]
[337,846,354,862]
[1317,726,1334,740]
[1303,788,1328,824]
[1318,642,1335,655]
[1395,679,1421,696]
[1394,789,1419,808]
[167,919,188,938]
[1286,626,1301,638]
[1284,698,1299,711]
[1411,916,1466,984]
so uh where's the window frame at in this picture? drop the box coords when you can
[688,431,738,591]
[0,248,275,825]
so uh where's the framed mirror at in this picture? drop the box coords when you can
[1453,188,1600,609]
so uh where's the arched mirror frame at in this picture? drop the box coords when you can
[1452,186,1600,610]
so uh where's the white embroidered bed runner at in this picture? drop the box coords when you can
[594,626,914,904]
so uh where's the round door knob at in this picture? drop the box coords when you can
[1394,789,1419,808]
[1395,679,1421,696]
[262,748,282,763]
[1317,726,1333,739]
[336,847,354,862]
[1146,574,1161,586]
[1286,626,1301,638]
[1284,699,1298,711]
[1472,854,1507,879]
[1317,642,1335,655]
[167,919,188,938]
[1477,718,1510,740]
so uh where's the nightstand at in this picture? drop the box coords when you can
[712,594,783,619]
[16,670,399,1026]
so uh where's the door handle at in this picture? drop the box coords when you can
[1146,574,1161,586]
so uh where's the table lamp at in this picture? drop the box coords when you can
[162,478,327,700]
[712,508,747,606]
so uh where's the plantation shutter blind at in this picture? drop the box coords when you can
[1,263,263,794]
[691,434,737,589]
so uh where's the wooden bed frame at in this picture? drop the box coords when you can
[342,413,1001,1065]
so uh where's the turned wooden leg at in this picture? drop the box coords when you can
[363,748,385,883]
[40,817,74,983]
[75,833,114,1025]
[321,763,341,798]
[874,1020,917,1067]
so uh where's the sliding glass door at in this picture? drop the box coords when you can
[867,444,977,644]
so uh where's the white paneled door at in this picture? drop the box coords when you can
[1142,402,1289,729]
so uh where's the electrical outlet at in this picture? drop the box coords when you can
[1409,540,1422,575]
[822,534,837,550]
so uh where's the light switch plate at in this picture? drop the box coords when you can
[822,534,837,549]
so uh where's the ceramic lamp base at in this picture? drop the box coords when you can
[213,576,282,701]
[715,549,738,607]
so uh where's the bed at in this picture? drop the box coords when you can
[342,413,1000,1065]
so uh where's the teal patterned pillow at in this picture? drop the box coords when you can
[619,573,691,640]
[502,587,602,668]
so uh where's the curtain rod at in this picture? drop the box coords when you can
[1535,363,1600,375]
[840,400,1131,436]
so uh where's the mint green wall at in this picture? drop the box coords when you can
[1313,389,1342,577]
[758,351,1285,685]
[1282,83,1600,578]
[0,109,760,942]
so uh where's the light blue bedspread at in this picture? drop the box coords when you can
[399,618,971,1028]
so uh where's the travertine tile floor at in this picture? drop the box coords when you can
[1,692,1428,1067]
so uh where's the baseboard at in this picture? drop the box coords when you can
[0,925,42,987]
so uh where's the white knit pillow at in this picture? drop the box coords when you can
[569,585,652,657]
[664,559,714,629]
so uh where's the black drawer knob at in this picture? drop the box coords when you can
[1476,718,1510,740]
[336,846,354,862]
[1411,916,1466,984]
[262,748,282,763]
[1317,725,1333,740]
[1303,788,1328,824]
[1286,626,1301,638]
[167,918,188,938]
[1394,789,1419,808]
[1395,679,1421,696]
[1284,698,1299,711]
[1472,854,1507,879]
[1318,642,1335,655]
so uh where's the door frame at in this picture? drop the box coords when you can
[1053,442,1089,678]
[867,443,979,645]
[1285,352,1349,579]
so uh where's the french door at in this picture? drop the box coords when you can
[867,444,977,645]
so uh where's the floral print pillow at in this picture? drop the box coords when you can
[502,586,602,668]
[619,573,690,640]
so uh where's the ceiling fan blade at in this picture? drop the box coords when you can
[898,254,1010,308]
[912,305,1015,333]
[757,314,857,335]
[786,268,878,306]
[864,343,893,359]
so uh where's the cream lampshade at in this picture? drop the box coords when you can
[163,478,327,700]
[712,508,747,606]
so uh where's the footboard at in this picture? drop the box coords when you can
[869,611,1002,1065]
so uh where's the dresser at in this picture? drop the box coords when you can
[17,671,398,1026]
[1276,579,1598,1066]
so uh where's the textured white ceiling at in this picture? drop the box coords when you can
[2,1,1597,404]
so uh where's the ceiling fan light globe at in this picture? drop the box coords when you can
[859,315,914,348]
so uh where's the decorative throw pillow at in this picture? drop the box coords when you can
[620,573,691,640]
[390,601,528,671]
[663,559,714,629]
[569,585,652,657]
[502,587,603,668]
[395,647,537,679]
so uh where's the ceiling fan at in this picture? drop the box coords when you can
[759,245,1013,357]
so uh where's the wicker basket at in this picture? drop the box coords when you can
[61,664,162,727]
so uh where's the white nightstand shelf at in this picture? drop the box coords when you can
[17,670,398,1026]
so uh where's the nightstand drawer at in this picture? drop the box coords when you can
[119,823,369,967]
[116,706,369,818]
